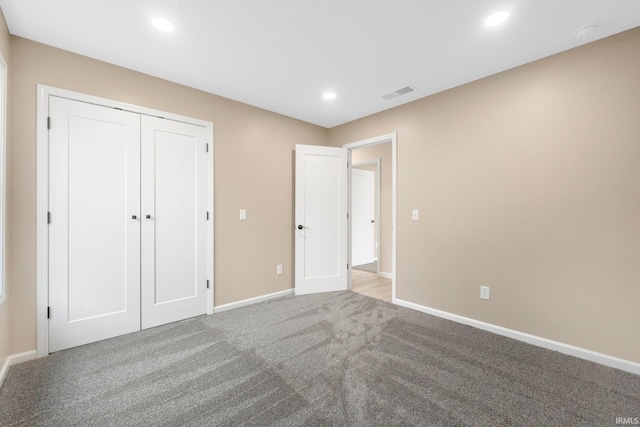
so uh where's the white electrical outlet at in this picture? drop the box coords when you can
[239,209,247,220]
[480,286,490,300]
[276,265,283,275]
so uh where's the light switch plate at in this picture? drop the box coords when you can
[412,209,419,220]
[240,209,247,220]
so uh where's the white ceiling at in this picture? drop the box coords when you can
[1,0,639,128]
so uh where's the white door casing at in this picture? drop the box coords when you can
[48,95,210,352]
[351,168,375,266]
[38,86,214,356]
[141,116,208,329]
[48,97,141,352]
[295,144,348,295]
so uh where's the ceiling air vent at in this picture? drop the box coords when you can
[381,85,416,101]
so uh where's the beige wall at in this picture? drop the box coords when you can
[352,143,392,274]
[7,36,328,355]
[3,10,639,367]
[0,7,10,367]
[330,27,640,363]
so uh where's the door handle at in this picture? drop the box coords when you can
[371,220,375,223]
[297,225,304,230]
[146,215,152,219]
[132,215,137,220]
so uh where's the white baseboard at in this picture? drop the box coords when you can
[378,271,392,279]
[394,299,640,376]
[0,350,37,390]
[214,289,294,313]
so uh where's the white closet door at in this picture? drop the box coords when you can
[49,97,141,352]
[141,116,208,329]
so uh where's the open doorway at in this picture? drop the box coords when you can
[346,134,396,303]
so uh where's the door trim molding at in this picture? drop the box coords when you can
[36,85,215,357]
[344,133,397,302]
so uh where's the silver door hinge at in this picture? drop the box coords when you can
[47,306,51,319]
[47,212,52,224]
[347,212,349,219]
[347,263,349,269]
[47,117,51,130]
[206,280,210,289]
[206,143,209,152]
[206,211,210,220]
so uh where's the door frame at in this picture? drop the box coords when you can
[352,158,381,275]
[36,85,215,357]
[345,133,397,302]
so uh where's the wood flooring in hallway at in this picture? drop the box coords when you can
[351,269,392,302]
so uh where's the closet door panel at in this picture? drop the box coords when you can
[141,116,208,329]
[154,132,197,302]
[49,97,141,352]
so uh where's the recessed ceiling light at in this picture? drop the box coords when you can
[485,11,509,27]
[152,17,175,32]
[323,92,337,100]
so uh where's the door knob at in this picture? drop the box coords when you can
[146,215,151,219]
[297,225,304,230]
[132,215,137,220]
[371,220,375,223]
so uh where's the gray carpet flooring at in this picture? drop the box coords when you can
[0,291,638,426]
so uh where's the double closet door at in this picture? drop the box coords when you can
[48,96,208,352]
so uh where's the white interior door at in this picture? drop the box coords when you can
[352,168,375,266]
[295,144,348,295]
[49,97,141,352]
[141,116,208,329]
